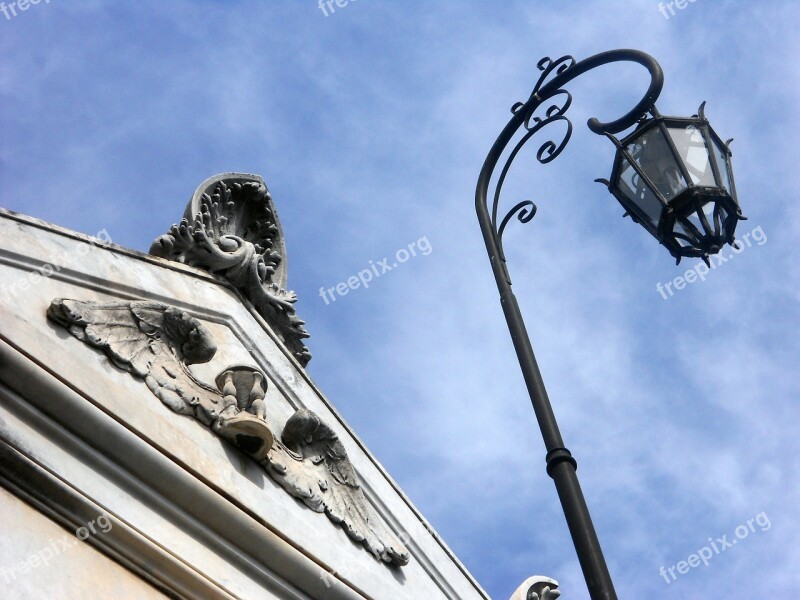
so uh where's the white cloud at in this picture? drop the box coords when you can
[2,1,798,597]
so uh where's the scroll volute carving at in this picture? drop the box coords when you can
[150,173,310,366]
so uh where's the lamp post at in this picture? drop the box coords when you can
[475,49,743,600]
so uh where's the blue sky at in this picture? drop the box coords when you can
[2,1,799,598]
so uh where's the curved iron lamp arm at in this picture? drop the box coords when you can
[475,50,664,600]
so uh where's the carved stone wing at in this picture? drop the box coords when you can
[266,409,411,567]
[47,299,226,425]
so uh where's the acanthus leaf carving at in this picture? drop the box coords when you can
[47,298,410,567]
[149,173,311,366]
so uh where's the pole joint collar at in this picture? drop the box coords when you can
[545,447,577,478]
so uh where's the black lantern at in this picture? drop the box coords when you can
[600,102,744,264]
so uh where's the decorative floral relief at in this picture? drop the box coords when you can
[48,298,409,567]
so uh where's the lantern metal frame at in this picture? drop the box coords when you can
[599,102,745,264]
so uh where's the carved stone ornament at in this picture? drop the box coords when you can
[508,576,560,600]
[149,173,311,366]
[47,298,410,567]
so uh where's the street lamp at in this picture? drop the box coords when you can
[599,101,744,265]
[474,50,743,600]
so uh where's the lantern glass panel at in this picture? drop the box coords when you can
[682,205,711,236]
[627,127,687,201]
[666,124,716,187]
[617,158,663,225]
[672,225,694,247]
[711,137,733,194]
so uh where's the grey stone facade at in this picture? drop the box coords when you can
[0,180,493,599]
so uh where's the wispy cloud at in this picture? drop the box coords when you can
[1,1,797,598]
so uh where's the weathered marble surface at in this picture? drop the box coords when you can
[0,208,490,600]
[0,485,169,600]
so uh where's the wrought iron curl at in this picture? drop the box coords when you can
[532,55,577,97]
[479,51,664,269]
[497,200,537,244]
[490,101,572,226]
[491,58,576,259]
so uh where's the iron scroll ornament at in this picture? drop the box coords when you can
[476,49,664,270]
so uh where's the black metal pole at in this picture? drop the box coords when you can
[475,50,664,600]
